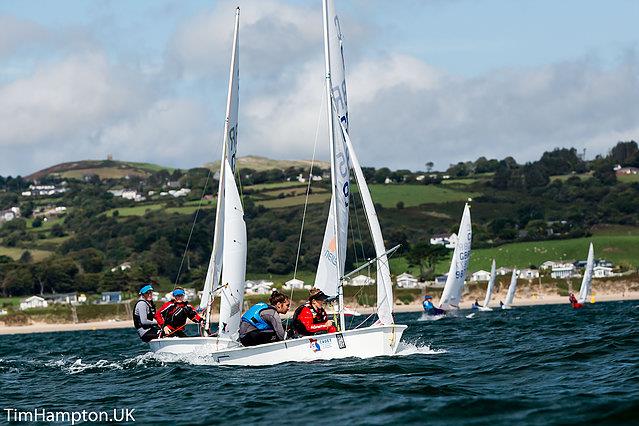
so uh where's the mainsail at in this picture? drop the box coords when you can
[504,269,518,307]
[439,203,472,310]
[577,243,594,304]
[200,8,244,337]
[483,259,496,308]
[314,0,351,301]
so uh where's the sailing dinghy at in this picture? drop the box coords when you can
[151,1,406,365]
[571,243,594,309]
[432,203,472,314]
[501,269,518,309]
[477,259,496,311]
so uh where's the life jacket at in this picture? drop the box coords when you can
[160,301,191,328]
[241,302,274,331]
[291,302,328,336]
[133,299,156,330]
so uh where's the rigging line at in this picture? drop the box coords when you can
[173,168,212,289]
[351,182,367,265]
[292,85,326,281]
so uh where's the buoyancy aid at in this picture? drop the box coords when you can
[291,302,328,336]
[133,299,156,330]
[241,302,274,331]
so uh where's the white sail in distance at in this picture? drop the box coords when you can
[200,8,241,318]
[314,0,351,299]
[439,203,472,310]
[339,121,394,325]
[578,243,594,304]
[483,259,496,308]
[504,270,518,307]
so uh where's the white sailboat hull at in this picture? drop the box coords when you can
[478,306,493,312]
[149,324,407,366]
[501,305,513,310]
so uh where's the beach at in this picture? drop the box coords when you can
[2,290,638,335]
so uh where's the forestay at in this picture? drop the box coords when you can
[314,0,351,299]
[578,243,594,304]
[439,203,472,310]
[504,270,518,307]
[483,259,496,308]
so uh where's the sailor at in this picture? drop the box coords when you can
[156,288,203,337]
[290,288,337,337]
[239,290,291,347]
[471,299,480,310]
[568,293,578,305]
[133,284,160,342]
[422,295,435,313]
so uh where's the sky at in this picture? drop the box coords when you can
[1,0,638,176]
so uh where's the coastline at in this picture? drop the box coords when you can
[2,292,639,336]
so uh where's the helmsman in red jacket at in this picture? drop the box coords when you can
[155,288,203,337]
[290,289,337,337]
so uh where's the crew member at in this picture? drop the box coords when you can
[239,290,291,347]
[156,288,203,337]
[423,295,435,313]
[290,288,337,337]
[133,284,160,342]
[568,293,578,305]
[472,299,480,310]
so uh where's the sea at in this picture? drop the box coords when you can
[1,301,638,425]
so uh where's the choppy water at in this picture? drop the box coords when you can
[1,301,638,425]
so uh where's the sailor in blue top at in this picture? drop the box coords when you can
[239,290,291,347]
[423,295,445,316]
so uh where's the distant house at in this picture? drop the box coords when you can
[593,266,614,278]
[551,264,576,279]
[470,270,491,282]
[20,296,48,311]
[349,275,375,287]
[110,262,132,272]
[519,268,540,280]
[396,273,418,288]
[245,280,274,295]
[434,274,448,287]
[495,267,512,276]
[101,292,122,304]
[430,233,456,248]
[44,293,78,304]
[615,166,639,176]
[540,261,561,270]
[283,278,304,290]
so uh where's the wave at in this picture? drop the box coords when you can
[394,341,447,356]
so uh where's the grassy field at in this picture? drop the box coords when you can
[25,216,65,231]
[255,193,331,208]
[104,204,164,217]
[353,184,479,208]
[618,174,639,183]
[441,178,478,186]
[0,246,53,261]
[550,172,592,181]
[245,181,308,191]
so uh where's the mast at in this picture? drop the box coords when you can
[202,7,241,332]
[322,0,345,331]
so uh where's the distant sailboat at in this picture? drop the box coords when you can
[436,203,472,313]
[501,269,518,309]
[571,243,594,309]
[478,259,496,311]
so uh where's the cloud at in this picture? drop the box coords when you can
[0,0,637,177]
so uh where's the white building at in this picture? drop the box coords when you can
[110,262,132,272]
[396,273,418,288]
[245,280,274,295]
[430,233,454,247]
[519,268,540,280]
[20,296,48,310]
[349,275,375,286]
[283,278,304,290]
[495,267,512,276]
[470,270,491,282]
[551,264,576,279]
[541,261,562,270]
[593,266,614,278]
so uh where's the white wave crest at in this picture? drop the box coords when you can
[417,312,446,321]
[394,342,447,356]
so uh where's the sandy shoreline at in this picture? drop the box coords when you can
[1,292,638,336]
